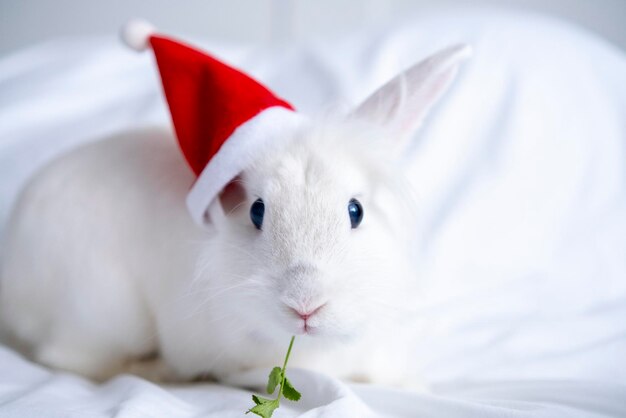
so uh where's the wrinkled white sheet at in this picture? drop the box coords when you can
[1,10,626,418]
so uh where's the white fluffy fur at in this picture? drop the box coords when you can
[0,45,469,384]
[186,107,305,226]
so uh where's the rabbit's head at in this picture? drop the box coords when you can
[198,45,471,343]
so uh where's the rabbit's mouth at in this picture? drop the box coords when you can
[284,303,327,336]
[301,323,318,335]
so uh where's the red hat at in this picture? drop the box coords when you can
[121,19,303,225]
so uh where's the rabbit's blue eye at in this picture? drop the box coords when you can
[348,198,363,229]
[250,198,265,230]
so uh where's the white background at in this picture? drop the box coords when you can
[1,0,625,55]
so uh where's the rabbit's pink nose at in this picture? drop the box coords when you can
[290,304,325,320]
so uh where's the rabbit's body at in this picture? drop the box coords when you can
[1,129,199,379]
[0,44,470,384]
[1,126,414,383]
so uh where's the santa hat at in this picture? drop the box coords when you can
[121,19,303,225]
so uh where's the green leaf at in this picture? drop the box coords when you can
[246,336,301,416]
[282,377,301,401]
[266,367,282,394]
[246,396,280,418]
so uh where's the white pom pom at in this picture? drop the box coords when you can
[120,19,156,51]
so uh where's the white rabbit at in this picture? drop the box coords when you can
[0,45,470,384]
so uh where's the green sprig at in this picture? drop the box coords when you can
[246,336,301,417]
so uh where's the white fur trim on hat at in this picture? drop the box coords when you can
[120,19,156,51]
[186,106,306,226]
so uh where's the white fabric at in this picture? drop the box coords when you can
[1,10,626,418]
[120,19,156,52]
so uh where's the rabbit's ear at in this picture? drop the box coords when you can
[204,177,247,228]
[351,44,471,144]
